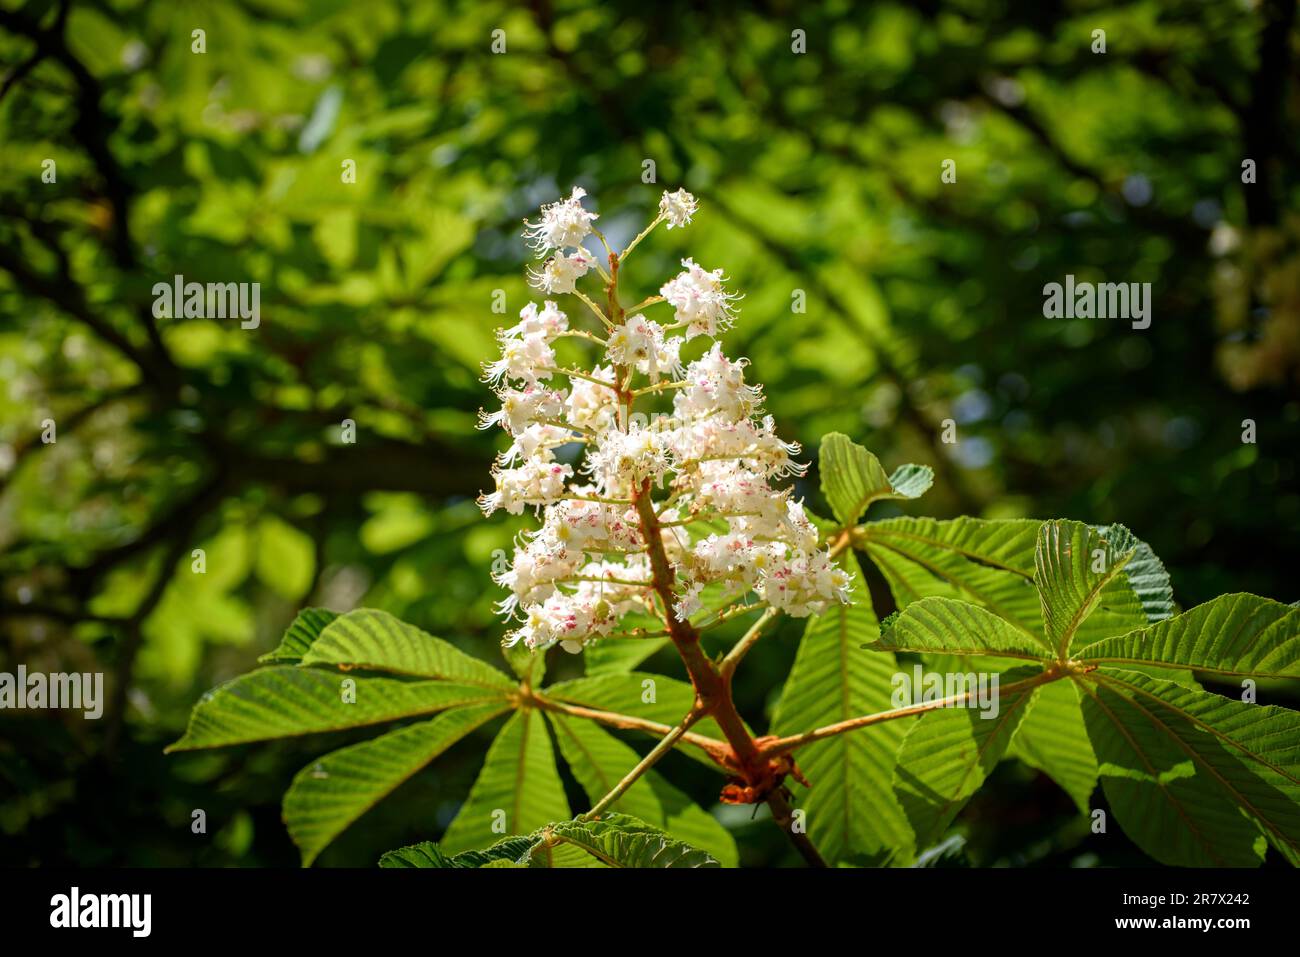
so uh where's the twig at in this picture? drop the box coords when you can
[718,607,779,682]
[759,670,1061,759]
[583,708,705,819]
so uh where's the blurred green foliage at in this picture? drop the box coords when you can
[1,0,1297,866]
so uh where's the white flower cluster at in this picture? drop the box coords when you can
[479,188,851,652]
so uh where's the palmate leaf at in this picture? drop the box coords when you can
[872,524,1300,864]
[1077,592,1300,679]
[547,713,738,866]
[1078,669,1300,866]
[177,606,747,867]
[285,702,511,865]
[770,551,914,864]
[170,607,530,864]
[439,708,571,854]
[859,519,1168,646]
[165,667,504,750]
[893,667,1041,848]
[380,814,720,868]
[818,432,932,527]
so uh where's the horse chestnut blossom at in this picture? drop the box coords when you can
[478,188,852,653]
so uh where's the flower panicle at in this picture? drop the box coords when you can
[481,188,850,652]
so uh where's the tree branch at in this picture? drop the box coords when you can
[0,1,136,268]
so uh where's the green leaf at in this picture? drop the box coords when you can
[861,517,1044,639]
[818,432,931,526]
[165,667,505,750]
[377,841,455,868]
[378,835,537,868]
[770,551,914,864]
[379,814,719,868]
[1007,678,1098,814]
[285,702,510,865]
[913,833,972,868]
[532,813,720,868]
[439,708,571,854]
[543,671,697,725]
[583,636,671,675]
[1034,520,1141,655]
[915,648,1096,811]
[1077,593,1300,679]
[504,640,547,685]
[259,607,338,664]
[302,608,515,691]
[871,596,1050,661]
[547,712,738,866]
[892,667,1042,847]
[254,515,316,600]
[1096,523,1174,624]
[1078,669,1300,866]
[532,842,609,867]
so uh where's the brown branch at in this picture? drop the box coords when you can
[0,601,125,626]
[766,786,828,868]
[0,383,145,496]
[0,2,135,268]
[69,471,230,597]
[0,47,43,104]
[0,242,166,382]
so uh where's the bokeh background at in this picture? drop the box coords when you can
[2,0,1298,867]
